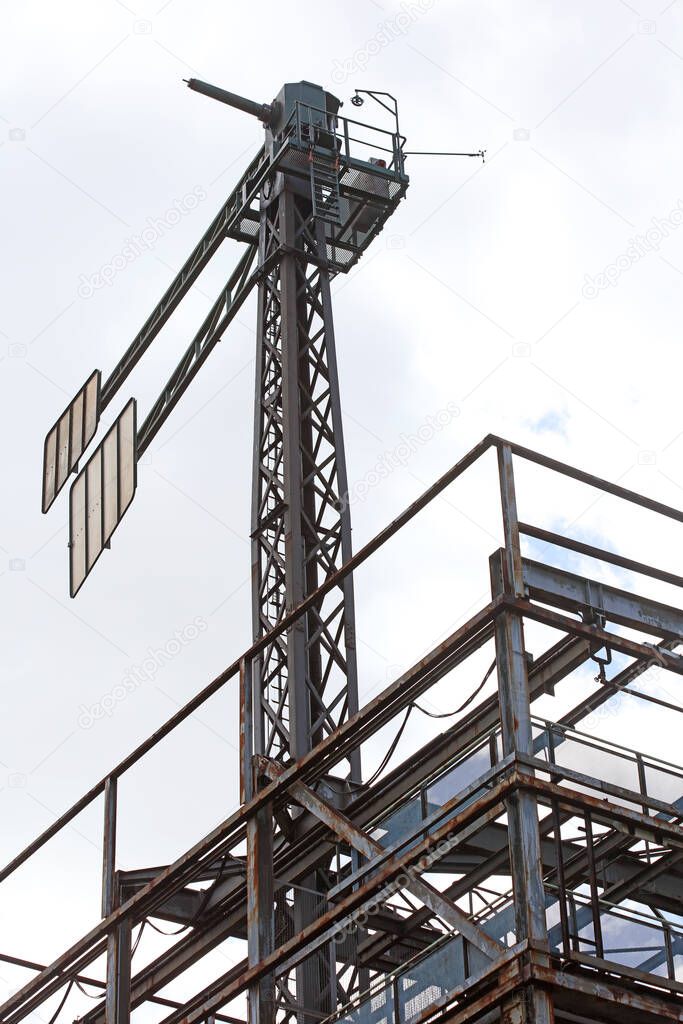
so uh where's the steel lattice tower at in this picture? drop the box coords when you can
[249,145,362,1024]
[20,75,683,1024]
[250,190,359,777]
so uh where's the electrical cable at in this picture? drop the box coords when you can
[413,659,496,719]
[361,659,498,786]
[145,851,233,935]
[364,705,414,787]
[74,978,103,999]
[46,980,74,1024]
[131,920,146,957]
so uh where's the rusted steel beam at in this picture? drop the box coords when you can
[105,918,131,1024]
[146,778,515,1024]
[87,630,599,1024]
[101,777,117,919]
[603,848,683,906]
[490,484,554,1024]
[559,638,679,729]
[505,596,683,674]
[517,771,683,843]
[77,611,503,1024]
[260,757,505,960]
[0,439,498,890]
[0,600,500,1024]
[568,950,683,997]
[327,755,515,902]
[499,435,683,525]
[518,753,682,820]
[246,803,274,1024]
[529,961,683,1023]
[519,521,683,591]
[497,443,524,596]
[522,558,683,640]
[0,953,244,1022]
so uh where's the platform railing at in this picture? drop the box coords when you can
[3,433,683,1024]
[284,100,407,177]
[4,432,683,890]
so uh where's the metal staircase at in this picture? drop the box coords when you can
[309,151,342,225]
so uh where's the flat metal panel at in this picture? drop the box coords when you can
[69,399,136,598]
[84,372,99,443]
[102,428,119,543]
[117,401,136,517]
[86,452,103,571]
[42,369,101,513]
[56,409,71,495]
[70,390,84,462]
[69,472,87,596]
[43,429,57,510]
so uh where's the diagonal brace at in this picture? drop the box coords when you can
[258,757,505,961]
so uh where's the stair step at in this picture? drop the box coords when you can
[309,152,342,226]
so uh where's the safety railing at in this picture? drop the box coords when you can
[3,434,683,1024]
[374,714,683,848]
[4,432,683,896]
[279,100,407,178]
[327,883,683,1024]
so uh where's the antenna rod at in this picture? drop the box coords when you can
[405,149,486,161]
[184,77,272,125]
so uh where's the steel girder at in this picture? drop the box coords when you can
[7,435,683,1024]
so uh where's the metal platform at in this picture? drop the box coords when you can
[3,435,682,1024]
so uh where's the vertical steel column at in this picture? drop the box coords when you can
[102,777,131,1024]
[243,656,276,1024]
[493,445,554,1024]
[250,179,360,776]
[249,168,361,1022]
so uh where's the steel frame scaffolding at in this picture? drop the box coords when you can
[4,435,683,1024]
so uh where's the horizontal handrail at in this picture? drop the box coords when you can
[519,522,683,590]
[3,433,682,886]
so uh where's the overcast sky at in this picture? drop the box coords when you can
[2,0,683,1010]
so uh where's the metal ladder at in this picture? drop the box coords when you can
[309,151,342,226]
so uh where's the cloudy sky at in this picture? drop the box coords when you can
[2,0,683,1009]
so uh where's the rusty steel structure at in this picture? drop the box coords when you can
[5,437,683,1024]
[10,81,683,1024]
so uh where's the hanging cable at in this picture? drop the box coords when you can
[131,919,146,957]
[360,659,498,787]
[145,916,190,937]
[413,659,497,719]
[74,978,104,1000]
[72,921,145,1000]
[145,851,233,935]
[364,705,414,787]
[46,980,74,1024]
